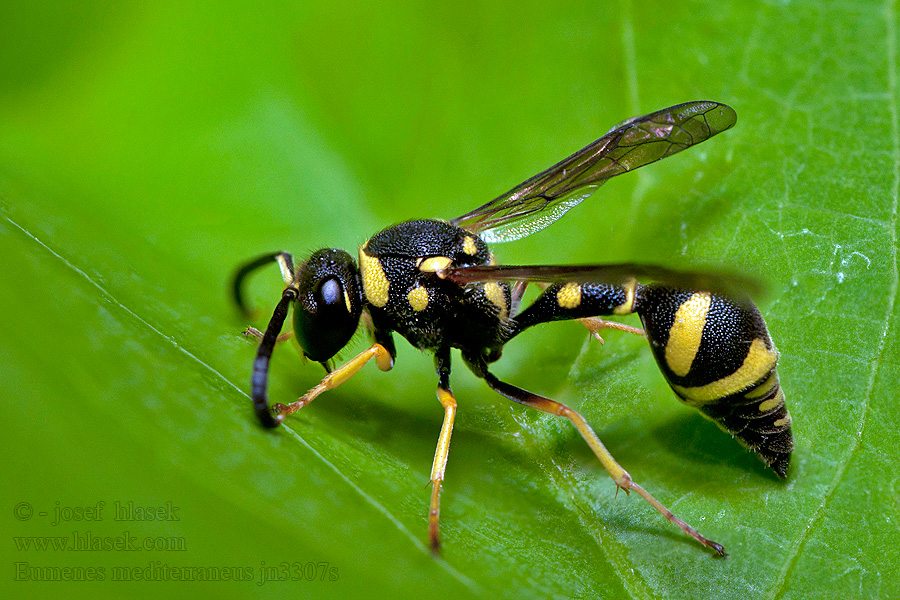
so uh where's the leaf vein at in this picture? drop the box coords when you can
[767,2,900,597]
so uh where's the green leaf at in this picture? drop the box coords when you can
[2,1,897,598]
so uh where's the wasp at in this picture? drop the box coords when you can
[233,101,792,556]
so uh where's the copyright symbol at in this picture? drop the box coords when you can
[14,502,33,521]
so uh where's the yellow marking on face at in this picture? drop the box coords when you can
[343,289,352,313]
[773,415,791,428]
[418,256,454,273]
[758,388,784,412]
[672,338,779,406]
[462,236,478,256]
[407,285,429,311]
[556,282,582,309]
[746,371,779,399]
[358,247,390,308]
[612,278,638,315]
[484,282,508,319]
[664,292,712,377]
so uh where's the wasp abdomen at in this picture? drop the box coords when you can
[506,281,631,333]
[695,370,792,476]
[635,285,793,477]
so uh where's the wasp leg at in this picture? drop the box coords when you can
[428,387,457,556]
[482,371,726,556]
[232,251,296,317]
[243,326,293,343]
[273,342,395,418]
[509,280,530,318]
[427,347,456,555]
[578,317,645,344]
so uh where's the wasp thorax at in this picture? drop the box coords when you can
[293,248,362,363]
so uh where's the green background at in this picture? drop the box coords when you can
[2,1,898,598]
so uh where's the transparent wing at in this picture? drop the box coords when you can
[444,263,762,300]
[449,101,737,243]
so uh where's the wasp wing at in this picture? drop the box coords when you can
[444,263,761,300]
[449,101,737,243]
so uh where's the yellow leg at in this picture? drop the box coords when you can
[428,388,457,555]
[273,343,394,417]
[243,326,293,343]
[578,317,645,344]
[484,372,725,556]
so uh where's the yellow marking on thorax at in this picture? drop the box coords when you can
[462,236,479,256]
[418,256,454,273]
[612,278,638,315]
[407,285,429,311]
[358,246,390,308]
[673,338,779,405]
[556,282,582,309]
[484,282,508,319]
[664,292,711,377]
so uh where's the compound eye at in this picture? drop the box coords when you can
[318,277,343,308]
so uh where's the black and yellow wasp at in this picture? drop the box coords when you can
[233,101,792,556]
